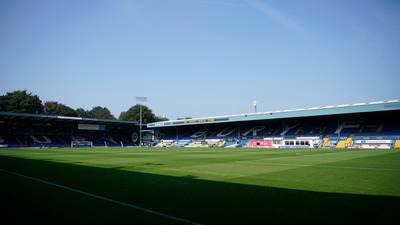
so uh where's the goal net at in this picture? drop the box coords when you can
[71,141,93,148]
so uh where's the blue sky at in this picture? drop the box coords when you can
[1,0,399,119]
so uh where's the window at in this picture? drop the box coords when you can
[273,140,281,145]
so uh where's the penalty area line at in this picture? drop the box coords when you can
[0,168,202,225]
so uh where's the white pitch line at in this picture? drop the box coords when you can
[0,168,202,225]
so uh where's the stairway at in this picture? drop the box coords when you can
[336,134,354,148]
[217,140,225,147]
[295,128,303,135]
[15,137,24,146]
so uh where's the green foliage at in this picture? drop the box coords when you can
[119,104,163,122]
[177,117,192,120]
[75,108,93,118]
[88,106,115,120]
[155,116,169,122]
[0,90,162,121]
[75,107,115,119]
[0,90,43,114]
[44,101,78,117]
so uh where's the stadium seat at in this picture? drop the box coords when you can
[395,140,400,149]
[336,134,354,148]
[321,135,331,147]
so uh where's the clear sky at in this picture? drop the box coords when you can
[1,0,399,119]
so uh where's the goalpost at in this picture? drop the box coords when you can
[71,141,93,148]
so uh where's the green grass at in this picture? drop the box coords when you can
[1,148,400,224]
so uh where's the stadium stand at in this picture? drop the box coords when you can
[2,100,400,149]
[148,100,400,149]
[0,112,140,148]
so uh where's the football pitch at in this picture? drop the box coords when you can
[1,148,399,225]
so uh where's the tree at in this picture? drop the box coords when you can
[177,117,192,120]
[75,108,93,118]
[0,90,167,123]
[75,107,115,119]
[155,116,169,122]
[0,95,5,111]
[44,101,78,117]
[88,106,115,120]
[0,90,43,114]
[119,104,167,123]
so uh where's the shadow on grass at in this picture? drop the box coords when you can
[0,155,399,225]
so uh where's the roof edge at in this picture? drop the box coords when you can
[0,111,139,125]
[148,99,400,128]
